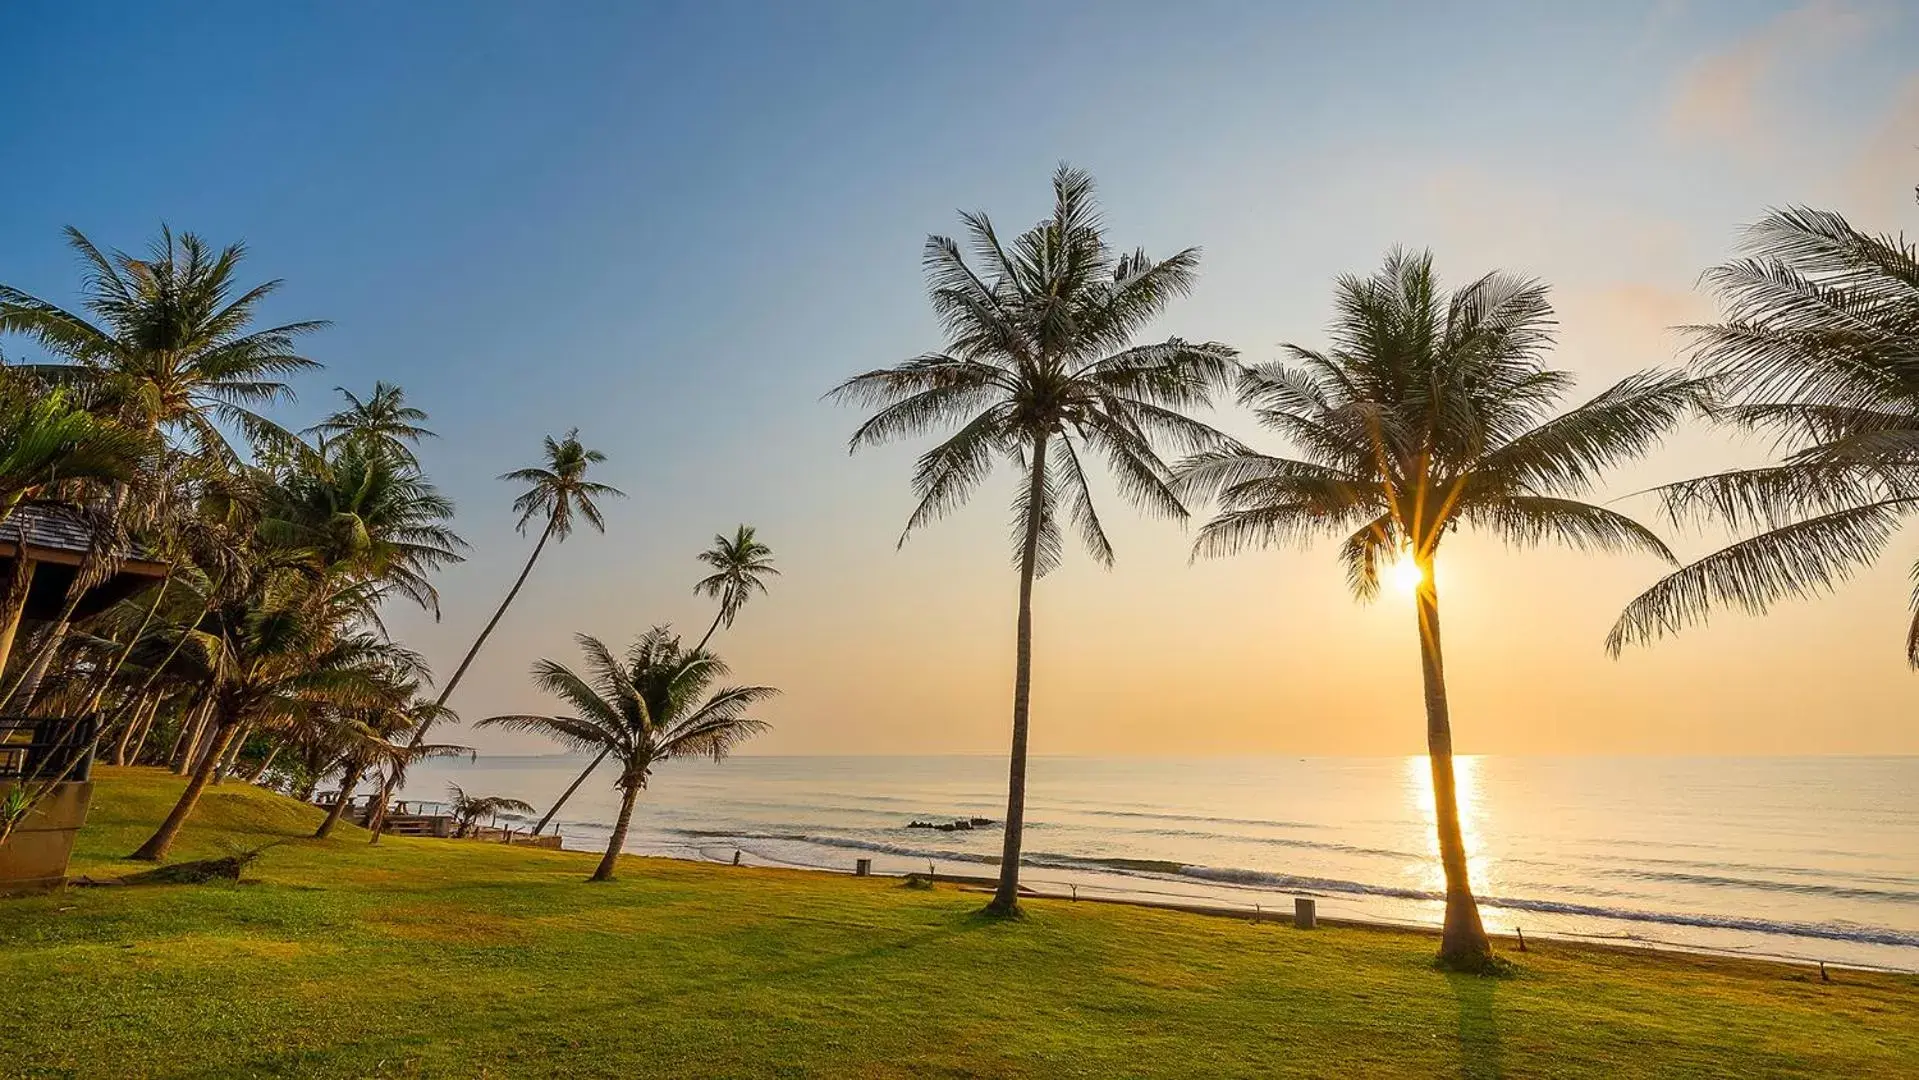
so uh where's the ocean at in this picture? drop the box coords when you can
[401,754,1919,972]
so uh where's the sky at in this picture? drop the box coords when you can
[4,1,1917,756]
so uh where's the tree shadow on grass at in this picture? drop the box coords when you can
[1447,972,1502,1080]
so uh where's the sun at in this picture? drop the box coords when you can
[1391,556,1425,594]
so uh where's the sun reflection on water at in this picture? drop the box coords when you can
[1401,753,1495,914]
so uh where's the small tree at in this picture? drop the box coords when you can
[479,628,775,882]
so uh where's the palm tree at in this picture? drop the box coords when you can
[264,437,465,616]
[828,165,1238,915]
[445,783,535,838]
[479,628,775,882]
[1178,249,1705,969]
[433,430,620,713]
[1609,206,1919,659]
[529,524,779,837]
[692,525,779,651]
[0,375,150,520]
[361,431,621,837]
[304,382,436,465]
[0,225,323,460]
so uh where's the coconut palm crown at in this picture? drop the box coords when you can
[1609,206,1919,662]
[0,226,324,459]
[693,524,779,650]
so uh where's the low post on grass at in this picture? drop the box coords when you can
[855,857,871,877]
[1516,926,1527,952]
[1294,897,1316,930]
[732,849,742,866]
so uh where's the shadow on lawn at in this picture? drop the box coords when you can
[1447,972,1503,1080]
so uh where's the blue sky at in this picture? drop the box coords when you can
[5,2,1917,754]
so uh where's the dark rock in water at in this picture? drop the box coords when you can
[906,817,999,832]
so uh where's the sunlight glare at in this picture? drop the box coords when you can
[1391,556,1425,594]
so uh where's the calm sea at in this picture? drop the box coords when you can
[402,754,1919,971]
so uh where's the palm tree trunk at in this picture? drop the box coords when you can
[693,609,725,653]
[212,722,250,783]
[131,708,238,861]
[1414,566,1493,969]
[590,781,641,882]
[81,572,172,716]
[314,761,363,838]
[364,520,558,823]
[246,741,283,784]
[533,747,610,835]
[0,557,38,679]
[172,693,213,774]
[6,582,87,712]
[989,432,1049,916]
[433,517,555,716]
[110,690,156,765]
[126,694,161,764]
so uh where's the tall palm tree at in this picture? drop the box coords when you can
[1179,249,1704,969]
[529,524,779,837]
[1609,206,1919,659]
[829,165,1238,914]
[433,430,621,713]
[0,225,323,460]
[445,783,535,838]
[362,431,620,838]
[304,382,436,465]
[479,628,775,882]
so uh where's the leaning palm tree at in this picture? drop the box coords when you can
[1609,205,1919,660]
[361,431,622,836]
[445,783,535,838]
[479,628,775,882]
[829,165,1238,914]
[131,581,413,861]
[529,524,779,836]
[693,525,779,651]
[1179,249,1705,969]
[432,431,621,713]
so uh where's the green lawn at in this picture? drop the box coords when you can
[0,768,1913,1079]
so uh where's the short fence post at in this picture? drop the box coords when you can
[855,858,872,876]
[1294,897,1317,930]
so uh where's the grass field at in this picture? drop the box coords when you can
[0,767,1913,1078]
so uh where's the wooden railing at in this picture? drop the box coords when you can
[0,715,97,783]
